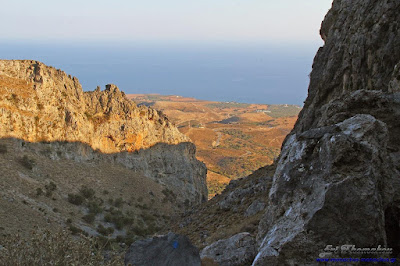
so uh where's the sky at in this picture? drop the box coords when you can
[1,1,333,105]
[1,0,332,43]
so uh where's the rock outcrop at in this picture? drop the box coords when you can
[0,60,207,205]
[124,232,201,266]
[179,0,400,264]
[200,232,256,266]
[0,60,187,152]
[253,0,400,264]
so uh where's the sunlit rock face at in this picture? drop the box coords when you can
[0,60,207,206]
[253,0,400,264]
[0,60,189,152]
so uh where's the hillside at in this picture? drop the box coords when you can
[128,94,300,198]
[0,60,207,244]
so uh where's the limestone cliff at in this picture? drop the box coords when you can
[254,0,400,264]
[0,60,188,152]
[0,60,207,205]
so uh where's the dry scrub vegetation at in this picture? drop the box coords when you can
[0,228,123,266]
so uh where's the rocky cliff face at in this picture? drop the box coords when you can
[0,60,207,205]
[176,1,400,265]
[0,60,188,152]
[254,0,400,264]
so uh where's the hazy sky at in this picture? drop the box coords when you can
[2,0,333,43]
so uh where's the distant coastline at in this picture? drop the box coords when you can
[1,41,318,105]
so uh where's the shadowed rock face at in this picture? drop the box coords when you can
[253,0,400,264]
[294,0,400,136]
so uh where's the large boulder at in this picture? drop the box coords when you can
[124,232,201,266]
[253,114,400,265]
[200,232,256,266]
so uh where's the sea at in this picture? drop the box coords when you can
[0,41,322,105]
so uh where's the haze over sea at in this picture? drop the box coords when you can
[1,41,321,105]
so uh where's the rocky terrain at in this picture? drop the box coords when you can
[0,61,207,242]
[176,0,400,264]
[128,94,299,198]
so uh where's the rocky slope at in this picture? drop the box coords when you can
[177,0,400,264]
[0,60,207,239]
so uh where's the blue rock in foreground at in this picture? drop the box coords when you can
[125,232,201,266]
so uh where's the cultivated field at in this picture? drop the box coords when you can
[128,94,300,198]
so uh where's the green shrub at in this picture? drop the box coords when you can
[68,193,84,205]
[103,210,133,230]
[79,186,95,199]
[19,155,35,170]
[113,197,124,208]
[45,182,57,192]
[82,213,95,224]
[97,224,114,236]
[68,225,82,235]
[87,201,103,214]
[36,188,43,196]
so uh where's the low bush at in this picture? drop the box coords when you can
[79,186,95,199]
[68,193,84,206]
[87,201,103,214]
[97,224,114,236]
[113,198,124,208]
[19,155,35,170]
[36,188,44,197]
[103,210,133,230]
[82,213,96,224]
